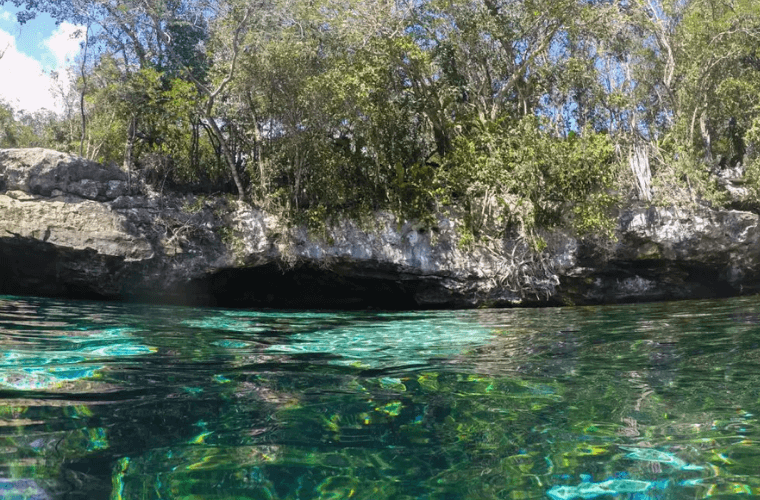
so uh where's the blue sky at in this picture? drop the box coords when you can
[0,5,84,114]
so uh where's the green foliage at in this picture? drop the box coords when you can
[650,141,728,207]
[303,205,329,236]
[81,62,222,183]
[5,0,760,237]
[184,195,208,214]
[741,157,760,204]
[0,101,37,148]
[444,116,617,239]
[571,193,618,238]
[390,162,442,227]
[671,0,760,172]
[457,226,475,250]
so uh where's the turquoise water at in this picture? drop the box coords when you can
[1,296,760,499]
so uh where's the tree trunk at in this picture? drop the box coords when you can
[254,123,266,196]
[206,115,246,201]
[124,115,136,189]
[699,112,713,162]
[79,25,89,158]
[245,92,267,198]
[630,144,652,201]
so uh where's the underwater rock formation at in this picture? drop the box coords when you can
[1,148,760,308]
[547,478,653,500]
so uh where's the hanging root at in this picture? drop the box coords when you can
[480,235,559,301]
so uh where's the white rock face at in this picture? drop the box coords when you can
[2,148,760,307]
[225,207,569,305]
[0,190,152,260]
[619,206,760,266]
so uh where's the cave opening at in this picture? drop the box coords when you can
[182,262,428,310]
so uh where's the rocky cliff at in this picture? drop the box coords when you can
[1,148,758,308]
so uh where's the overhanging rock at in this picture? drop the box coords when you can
[2,148,760,308]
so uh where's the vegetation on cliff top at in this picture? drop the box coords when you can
[1,0,759,242]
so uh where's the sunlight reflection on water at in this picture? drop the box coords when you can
[1,295,760,499]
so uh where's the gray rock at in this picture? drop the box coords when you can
[1,148,760,308]
[0,478,51,500]
[106,180,128,199]
[0,148,127,200]
[558,205,760,304]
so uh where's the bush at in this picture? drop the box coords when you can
[443,116,617,240]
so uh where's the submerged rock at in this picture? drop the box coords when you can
[620,446,703,470]
[547,479,652,500]
[1,148,760,308]
[0,478,51,500]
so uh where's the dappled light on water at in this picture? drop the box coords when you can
[1,296,760,498]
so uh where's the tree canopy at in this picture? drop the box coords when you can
[1,0,759,239]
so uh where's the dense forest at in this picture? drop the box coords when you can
[1,0,759,242]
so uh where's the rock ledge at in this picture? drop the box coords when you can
[1,148,758,308]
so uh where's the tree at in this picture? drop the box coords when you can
[674,0,760,167]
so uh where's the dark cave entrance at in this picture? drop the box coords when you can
[183,262,434,310]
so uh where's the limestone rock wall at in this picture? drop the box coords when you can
[1,148,759,308]
[560,206,760,304]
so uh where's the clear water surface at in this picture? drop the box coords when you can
[1,294,760,499]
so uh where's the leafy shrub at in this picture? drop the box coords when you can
[443,116,617,240]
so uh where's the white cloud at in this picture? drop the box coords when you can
[44,22,84,68]
[0,22,84,115]
[0,29,59,113]
[0,11,13,22]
